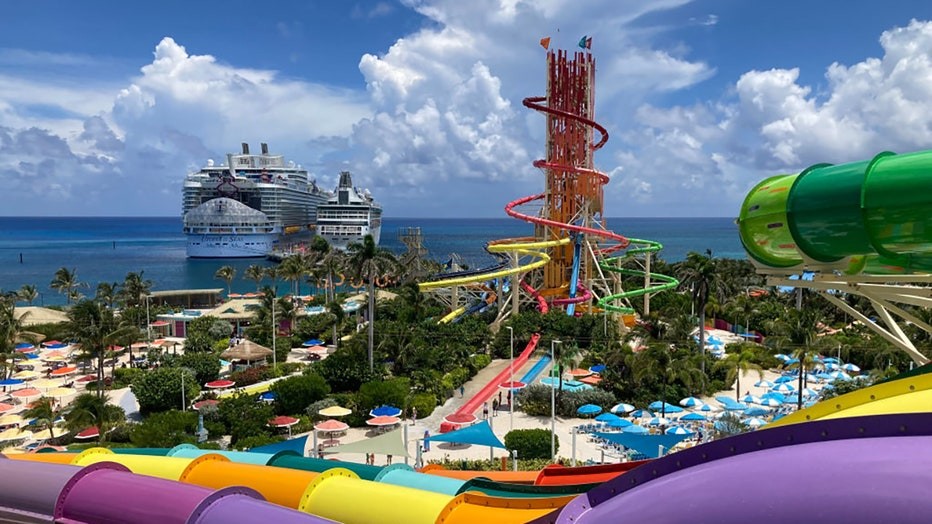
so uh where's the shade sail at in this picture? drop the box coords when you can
[326,428,410,457]
[425,420,506,449]
[249,435,309,455]
[593,431,689,458]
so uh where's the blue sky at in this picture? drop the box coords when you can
[4,1,932,218]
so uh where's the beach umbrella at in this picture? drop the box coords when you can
[827,371,852,381]
[724,402,748,411]
[49,366,78,377]
[314,419,349,433]
[744,417,767,428]
[0,428,32,442]
[648,416,670,426]
[783,393,802,405]
[841,363,861,373]
[629,409,652,418]
[743,406,770,417]
[699,404,718,412]
[369,405,402,418]
[30,379,63,391]
[742,394,762,404]
[754,379,775,388]
[0,378,24,388]
[302,339,325,347]
[366,415,401,426]
[14,343,36,353]
[774,375,795,384]
[204,380,236,389]
[801,388,819,398]
[74,427,100,440]
[499,381,527,390]
[757,397,782,407]
[47,388,77,399]
[258,392,277,403]
[318,405,352,417]
[9,388,40,400]
[576,404,602,416]
[610,403,635,414]
[824,362,839,371]
[784,358,799,365]
[0,414,25,427]
[595,413,622,423]
[0,403,13,414]
[566,368,592,378]
[268,416,300,428]
[648,401,683,413]
[606,417,633,429]
[623,425,649,434]
[589,364,607,374]
[11,370,38,381]
[192,399,219,411]
[681,412,707,422]
[774,353,790,361]
[822,357,840,364]
[679,397,704,408]
[665,426,693,435]
[771,383,796,393]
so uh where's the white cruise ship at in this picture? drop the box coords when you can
[317,171,383,250]
[183,143,331,258]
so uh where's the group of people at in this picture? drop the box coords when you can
[481,391,512,419]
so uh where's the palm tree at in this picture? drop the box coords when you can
[214,266,236,297]
[244,264,266,292]
[716,346,765,402]
[318,249,346,304]
[50,267,86,305]
[347,235,398,371]
[676,250,723,373]
[68,300,137,398]
[278,255,309,297]
[120,271,153,308]
[769,307,821,410]
[23,397,60,439]
[633,345,704,418]
[64,393,125,444]
[0,295,30,379]
[328,300,345,348]
[554,342,582,403]
[17,285,38,306]
[95,281,121,309]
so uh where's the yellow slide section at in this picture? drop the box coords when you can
[217,381,273,399]
[71,447,202,480]
[438,306,467,324]
[769,373,932,427]
[300,469,452,524]
[179,454,323,509]
[437,492,574,523]
[419,237,570,291]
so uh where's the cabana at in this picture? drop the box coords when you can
[220,340,273,370]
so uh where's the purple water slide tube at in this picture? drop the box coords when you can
[55,461,335,524]
[0,458,84,521]
[544,413,932,524]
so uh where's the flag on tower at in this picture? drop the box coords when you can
[540,37,551,50]
[578,35,592,49]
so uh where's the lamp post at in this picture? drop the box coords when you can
[551,339,561,460]
[506,326,514,431]
[271,292,277,369]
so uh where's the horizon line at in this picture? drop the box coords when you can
[0,215,738,220]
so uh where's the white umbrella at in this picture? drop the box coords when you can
[648,416,670,427]
[679,397,704,408]
[754,379,774,388]
[771,383,796,393]
[742,394,762,404]
[744,417,767,428]
[757,397,782,407]
[665,426,693,435]
[610,403,636,414]
[841,363,860,373]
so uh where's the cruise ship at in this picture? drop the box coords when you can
[182,143,331,258]
[316,171,383,250]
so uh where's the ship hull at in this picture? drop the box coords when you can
[186,233,277,258]
[320,223,382,251]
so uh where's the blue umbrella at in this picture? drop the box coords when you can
[679,396,704,407]
[595,413,622,423]
[648,401,683,413]
[0,378,24,387]
[771,383,796,393]
[762,391,786,402]
[681,412,707,421]
[699,404,717,412]
[610,403,636,414]
[757,397,782,407]
[774,353,790,361]
[754,379,774,388]
[258,392,278,403]
[743,406,770,417]
[745,417,767,428]
[648,416,670,426]
[630,409,652,418]
[724,402,748,411]
[666,426,693,435]
[577,404,602,416]
[607,417,633,429]
[302,339,325,347]
[742,394,761,404]
[369,405,402,417]
[774,375,795,384]
[822,357,840,364]
[589,364,607,374]
[784,358,799,365]
[623,424,649,434]
[841,363,860,373]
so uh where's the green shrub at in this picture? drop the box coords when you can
[235,434,282,451]
[177,352,222,385]
[270,373,330,415]
[504,428,557,460]
[228,366,272,387]
[357,378,410,413]
[216,393,275,445]
[469,354,492,374]
[557,388,617,417]
[131,367,200,415]
[407,392,437,418]
[427,457,553,472]
[112,367,143,388]
[130,410,198,448]
[516,384,553,416]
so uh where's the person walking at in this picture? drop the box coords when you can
[411,406,418,425]
[459,385,465,397]
[482,403,489,420]
[492,398,499,416]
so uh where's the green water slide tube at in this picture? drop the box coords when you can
[738,150,932,274]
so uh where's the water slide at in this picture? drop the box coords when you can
[737,150,932,274]
[530,413,932,524]
[0,457,328,524]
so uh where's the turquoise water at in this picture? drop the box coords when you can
[0,216,742,305]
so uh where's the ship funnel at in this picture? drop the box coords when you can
[260,142,269,155]
[241,143,250,154]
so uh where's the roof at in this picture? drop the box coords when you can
[345,290,398,303]
[221,339,273,361]
[203,299,262,320]
[14,307,68,326]
[326,428,410,457]
[148,289,224,298]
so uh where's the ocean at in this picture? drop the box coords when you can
[0,217,743,306]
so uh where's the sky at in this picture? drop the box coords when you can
[4,0,932,218]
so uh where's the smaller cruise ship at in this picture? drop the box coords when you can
[316,171,382,250]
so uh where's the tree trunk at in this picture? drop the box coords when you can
[367,277,375,372]
[698,307,707,374]
[797,361,804,410]
[735,367,741,402]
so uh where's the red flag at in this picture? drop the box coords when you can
[540,37,551,50]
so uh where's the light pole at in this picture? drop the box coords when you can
[506,326,514,431]
[551,339,561,461]
[271,292,277,369]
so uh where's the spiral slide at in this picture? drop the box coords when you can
[737,149,932,274]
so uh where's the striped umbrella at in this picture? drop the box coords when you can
[610,403,636,414]
[679,397,704,408]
